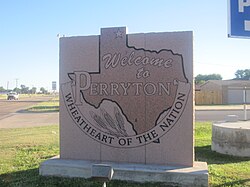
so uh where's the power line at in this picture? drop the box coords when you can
[195,61,249,68]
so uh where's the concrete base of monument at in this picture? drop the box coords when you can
[212,121,250,157]
[39,156,208,187]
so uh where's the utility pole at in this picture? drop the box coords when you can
[15,78,19,89]
[243,87,247,121]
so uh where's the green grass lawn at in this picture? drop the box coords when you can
[0,94,6,99]
[26,97,59,113]
[0,123,249,186]
[195,122,250,186]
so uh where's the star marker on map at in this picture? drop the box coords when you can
[115,29,123,38]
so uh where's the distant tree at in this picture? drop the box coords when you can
[195,74,222,84]
[40,87,48,94]
[0,86,5,92]
[30,87,37,94]
[13,87,21,93]
[234,69,250,80]
[20,85,29,94]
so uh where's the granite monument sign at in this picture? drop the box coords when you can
[59,27,193,166]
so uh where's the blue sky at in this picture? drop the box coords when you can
[0,1,250,90]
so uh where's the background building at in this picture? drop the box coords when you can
[195,80,250,104]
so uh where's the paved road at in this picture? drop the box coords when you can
[0,96,52,119]
[195,109,250,122]
[0,96,59,128]
[1,95,249,128]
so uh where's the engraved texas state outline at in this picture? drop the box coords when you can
[69,27,189,136]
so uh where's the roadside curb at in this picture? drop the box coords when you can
[195,109,250,111]
[195,105,250,111]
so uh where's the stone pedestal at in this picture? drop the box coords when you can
[212,121,250,157]
[40,157,208,187]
